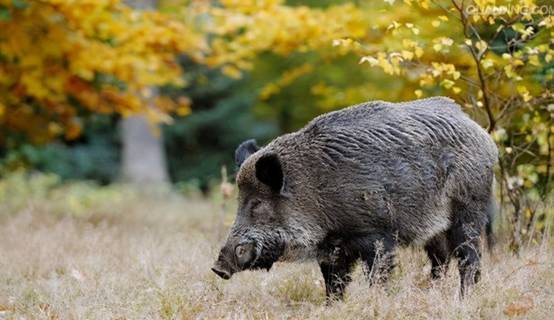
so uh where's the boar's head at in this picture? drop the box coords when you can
[211,139,323,280]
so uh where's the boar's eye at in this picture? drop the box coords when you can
[248,199,266,217]
[250,199,262,210]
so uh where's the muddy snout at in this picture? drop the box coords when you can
[211,242,256,280]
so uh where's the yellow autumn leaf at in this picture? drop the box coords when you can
[517,85,532,102]
[452,71,461,80]
[414,47,424,58]
[481,59,494,69]
[222,65,242,79]
[440,79,455,89]
[528,55,540,66]
[475,40,488,54]
[401,50,414,60]
[504,65,517,79]
[360,56,379,66]
[419,0,429,9]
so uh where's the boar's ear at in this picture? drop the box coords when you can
[255,153,284,193]
[235,139,259,168]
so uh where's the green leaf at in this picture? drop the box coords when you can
[12,0,28,10]
[0,7,10,21]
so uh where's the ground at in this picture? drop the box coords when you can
[0,181,552,319]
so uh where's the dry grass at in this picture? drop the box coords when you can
[0,187,552,319]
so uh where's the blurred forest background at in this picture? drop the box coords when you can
[0,0,552,249]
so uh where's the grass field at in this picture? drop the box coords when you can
[0,179,552,319]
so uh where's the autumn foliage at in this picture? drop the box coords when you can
[0,0,203,144]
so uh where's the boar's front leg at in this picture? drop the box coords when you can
[318,246,357,301]
[356,233,396,285]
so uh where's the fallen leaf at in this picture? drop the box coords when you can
[504,295,534,317]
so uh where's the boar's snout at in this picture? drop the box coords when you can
[212,242,257,280]
[211,263,232,280]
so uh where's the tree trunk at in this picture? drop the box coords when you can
[121,0,169,186]
[121,115,169,185]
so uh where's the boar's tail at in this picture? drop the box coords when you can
[485,178,497,252]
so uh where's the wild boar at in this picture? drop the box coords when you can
[212,97,498,299]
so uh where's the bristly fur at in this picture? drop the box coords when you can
[214,97,498,299]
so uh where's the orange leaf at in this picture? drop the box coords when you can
[503,296,534,317]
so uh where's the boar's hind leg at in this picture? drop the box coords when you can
[319,254,356,301]
[424,232,451,279]
[447,200,485,296]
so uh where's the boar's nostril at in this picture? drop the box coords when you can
[211,267,231,280]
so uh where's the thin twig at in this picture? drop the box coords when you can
[451,0,496,132]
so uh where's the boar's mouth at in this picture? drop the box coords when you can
[244,240,285,272]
